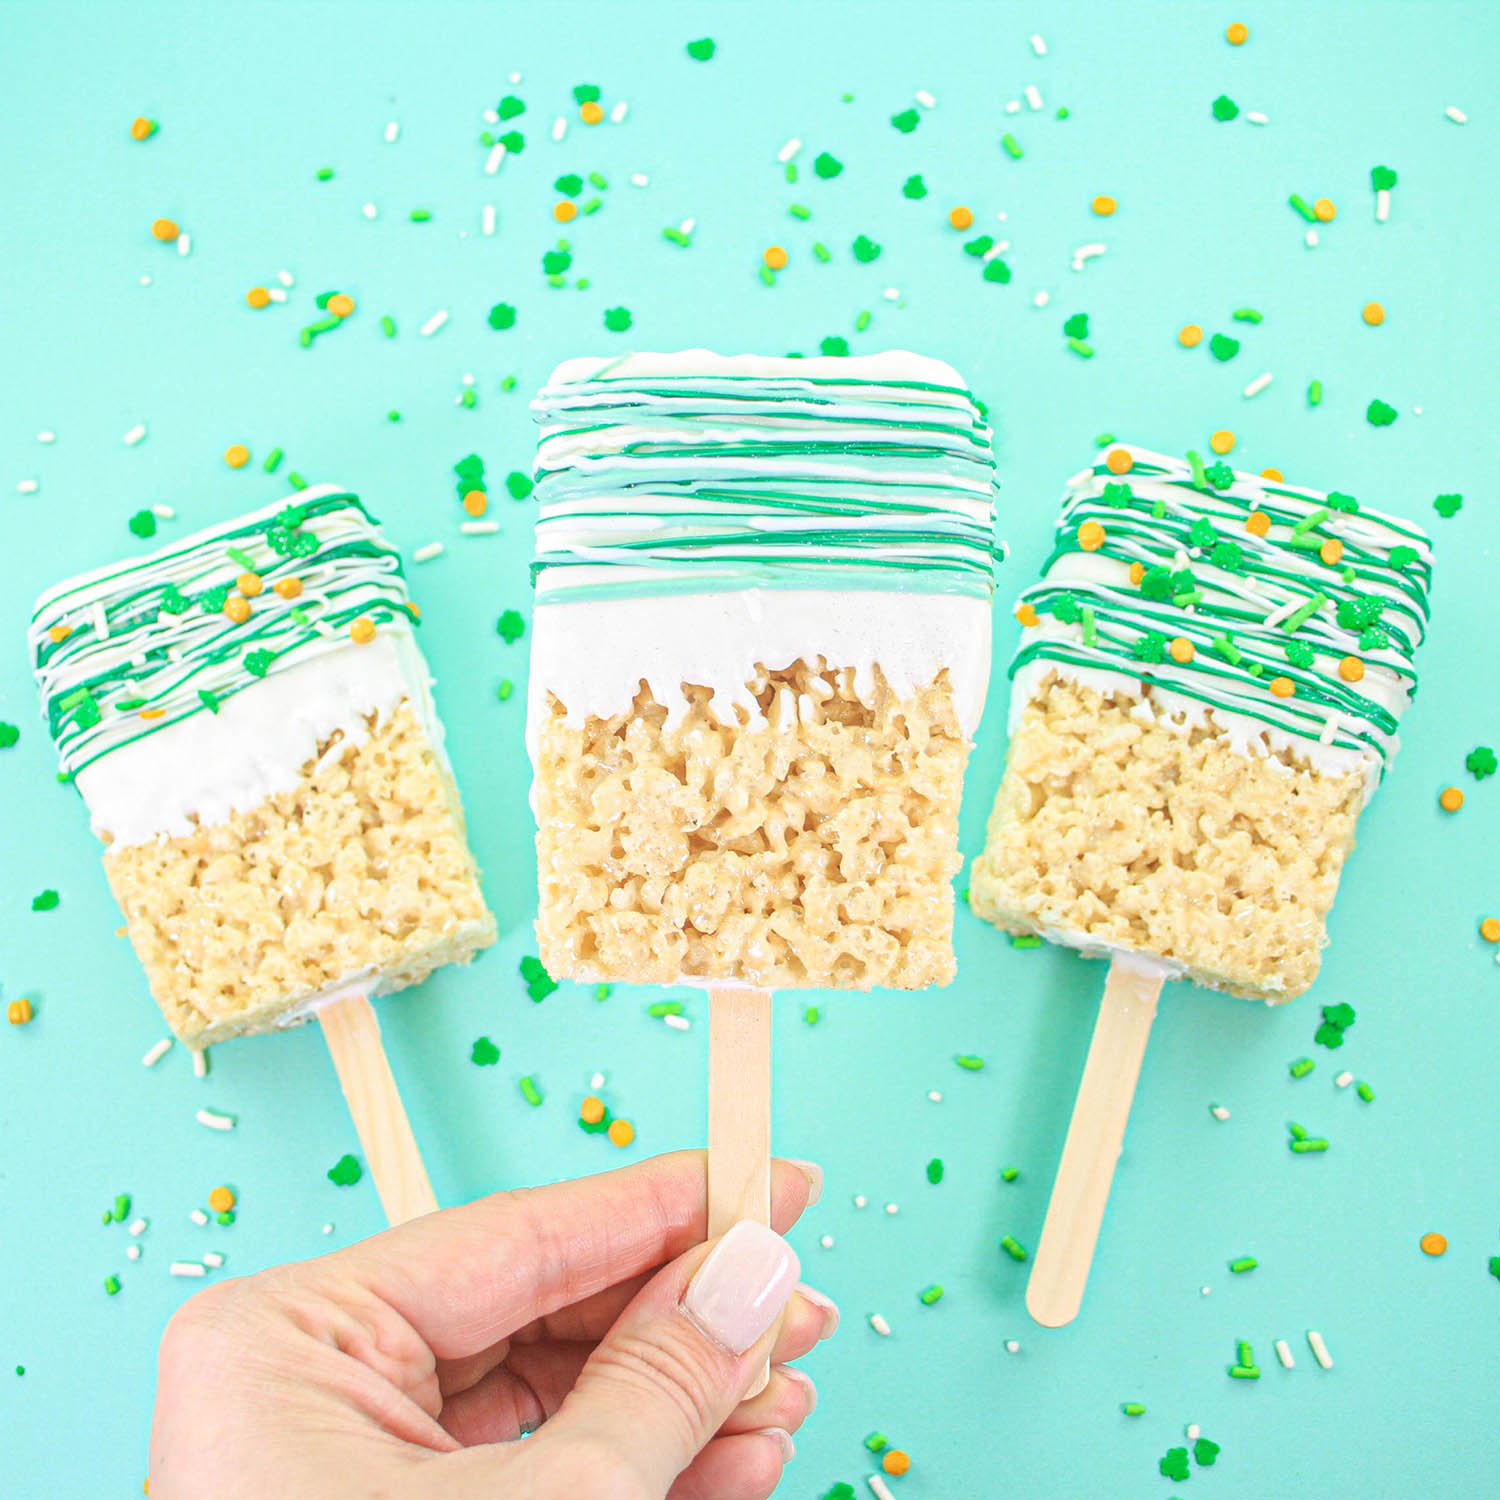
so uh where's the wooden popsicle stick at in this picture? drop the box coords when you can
[1025,955,1166,1329]
[707,987,774,1237]
[319,991,439,1226]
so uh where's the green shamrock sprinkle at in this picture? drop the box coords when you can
[327,1154,363,1187]
[1209,333,1239,361]
[1103,482,1132,507]
[1286,640,1315,668]
[890,108,919,134]
[1367,398,1398,426]
[982,258,1011,283]
[926,1158,944,1184]
[31,890,59,911]
[852,234,881,262]
[813,151,843,179]
[603,306,632,332]
[498,130,524,154]
[1160,1448,1191,1482]
[902,173,927,199]
[471,1037,500,1066]
[520,955,558,1001]
[1205,461,1235,490]
[1212,540,1245,570]
[1371,165,1397,191]
[1188,517,1217,548]
[1211,94,1240,121]
[128,509,157,538]
[1194,1437,1221,1467]
[0,722,18,749]
[505,470,533,500]
[1132,631,1168,663]
[1466,746,1497,780]
[244,649,276,677]
[554,173,582,197]
[1389,544,1419,567]
[820,335,850,356]
[1433,492,1463,518]
[497,95,525,120]
[1063,313,1089,339]
[541,249,571,275]
[685,36,715,60]
[572,83,600,104]
[496,609,525,643]
[963,235,994,257]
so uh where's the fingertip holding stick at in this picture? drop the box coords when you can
[708,986,774,1393]
[318,990,439,1226]
[1025,956,1164,1329]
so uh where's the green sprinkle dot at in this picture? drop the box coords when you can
[1289,193,1318,222]
[1212,94,1240,121]
[788,203,812,220]
[104,1275,120,1297]
[812,241,831,262]
[315,167,334,181]
[1055,106,1069,119]
[31,890,59,912]
[388,409,401,422]
[1000,1234,1028,1262]
[1356,1081,1375,1103]
[409,209,432,222]
[864,1432,888,1453]
[854,309,871,332]
[804,1004,820,1025]
[497,678,514,701]
[519,1075,543,1107]
[890,108,919,134]
[647,1000,684,1017]
[1066,338,1093,358]
[1122,1402,1146,1417]
[1001,1166,1020,1182]
[1232,307,1263,323]
[1308,379,1323,406]
[1290,1057,1315,1078]
[813,152,843,179]
[216,1210,234,1227]
[1010,933,1042,949]
[919,1284,944,1305]
[112,1194,131,1223]
[955,1054,984,1071]
[1229,1255,1258,1274]
[1001,132,1023,159]
[926,1158,944,1184]
[327,1154,363,1187]
[685,36,716,61]
[380,315,396,339]
[487,302,517,330]
[505,470,534,499]
[594,984,612,1002]
[471,1036,500,1066]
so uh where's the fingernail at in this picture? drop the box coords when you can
[683,1220,801,1355]
[782,1157,823,1205]
[755,1426,796,1464]
[794,1281,840,1339]
[778,1363,818,1414]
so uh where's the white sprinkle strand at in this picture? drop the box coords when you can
[610,100,628,124]
[1030,33,1047,55]
[37,429,56,444]
[1033,289,1051,308]
[384,120,399,143]
[91,601,109,641]
[127,1244,141,1261]
[192,1045,209,1078]
[1246,111,1269,126]
[152,503,175,520]
[1071,242,1106,270]
[820,1234,835,1249]
[176,233,191,257]
[1445,105,1469,124]
[485,143,505,174]
[853,1194,868,1209]
[460,520,500,535]
[1307,1330,1334,1369]
[1263,597,1304,629]
[884,1202,899,1216]
[1005,99,1021,114]
[1305,228,1319,248]
[412,542,444,564]
[322,1223,334,1235]
[170,1261,207,1278]
[630,172,649,187]
[1276,1338,1296,1369]
[927,1089,943,1103]
[1211,1104,1231,1121]
[915,89,936,109]
[195,1108,235,1131]
[128,1219,148,1237]
[1335,1070,1354,1088]
[1025,84,1044,111]
[508,71,521,84]
[1243,372,1273,398]
[482,204,496,236]
[202,1251,224,1269]
[869,1313,892,1337]
[268,287,287,303]
[883,286,901,302]
[777,137,803,163]
[1376,188,1391,222]
[123,424,147,447]
[16,479,39,495]
[1201,1285,1212,1296]
[868,1476,896,1500]
[679,217,696,235]
[590,1072,605,1090]
[482,108,499,125]
[663,1013,691,1031]
[1005,1338,1021,1353]
[1186,1425,1201,1442]
[190,1209,209,1226]
[362,202,377,220]
[552,115,568,142]
[277,270,294,287]
[419,309,449,337]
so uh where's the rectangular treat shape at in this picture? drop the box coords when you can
[969,445,1431,1001]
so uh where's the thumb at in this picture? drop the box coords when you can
[540,1219,801,1496]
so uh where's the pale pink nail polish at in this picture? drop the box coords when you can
[683,1220,801,1354]
[794,1281,840,1338]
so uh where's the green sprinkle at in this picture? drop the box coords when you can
[500,375,517,392]
[804,1004,820,1025]
[812,241,831,262]
[487,303,516,331]
[581,196,602,216]
[1195,1438,1221,1467]
[1010,933,1042,949]
[647,1000,684,1017]
[1489,1256,1500,1283]
[31,890,59,912]
[662,226,690,246]
[588,171,608,189]
[1122,1402,1146,1417]
[1366,398,1398,427]
[460,389,476,409]
[287,471,307,490]
[759,265,775,287]
[1465,746,1496,778]
[104,1275,121,1296]
[520,954,557,1001]
[1056,106,1069,119]
[863,1432,888,1453]
[1173,590,1204,607]
[955,1054,984,1071]
[784,161,797,183]
[1289,1121,1308,1140]
[821,1487,857,1500]
[128,509,157,539]
[1066,338,1094,358]
[554,173,583,197]
[1161,1448,1190,1482]
[820,336,849,356]
[603,306,632,332]
[788,202,812,220]
[1291,1137,1330,1153]
[852,233,881,262]
[496,609,525,643]
[594,984,611,1002]
[1288,193,1318,222]
[505,470,533,499]
[471,1036,500,1066]
[1291,506,1331,536]
[890,107,920,134]
[315,167,334,182]
[198,689,220,714]
[1237,1339,1254,1365]
[497,95,525,121]
[1209,332,1240,361]
[926,1158,944,1184]
[1212,94,1240,121]
[327,1153,362,1187]
[111,1194,131,1222]
[1212,633,1242,665]
[1229,1365,1260,1380]
[813,151,843,178]
[409,208,432,222]
[902,173,927,199]
[1001,132,1023,159]
[919,1284,944,1305]
[854,309,871,332]
[1372,165,1398,192]
[519,1075,543,1107]
[1308,378,1323,406]
[1279,592,1329,633]
[1232,307,1263,323]
[387,409,401,422]
[497,678,514,701]
[216,1210,234,1226]
[1186,448,1209,490]
[1434,492,1463,518]
[1229,1255,1258,1274]
[1000,1234,1028,1262]
[1290,1057,1315,1078]
[1001,1166,1020,1182]
[1356,1081,1375,1102]
[685,36,716,61]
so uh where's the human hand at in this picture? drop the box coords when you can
[149,1151,832,1500]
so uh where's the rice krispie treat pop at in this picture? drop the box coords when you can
[31,487,497,1222]
[969,444,1432,1325]
[527,349,998,1236]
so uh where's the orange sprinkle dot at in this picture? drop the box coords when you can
[554,199,578,223]
[8,997,34,1025]
[462,489,489,517]
[1245,510,1272,537]
[1439,786,1464,813]
[350,616,377,645]
[1261,467,1284,482]
[327,293,355,318]
[948,205,974,230]
[1479,917,1500,943]
[1209,430,1235,455]
[579,1095,606,1125]
[1313,197,1337,222]
[130,117,155,141]
[763,245,788,270]
[1077,520,1107,552]
[224,444,250,469]
[580,100,604,125]
[1105,448,1134,475]
[1015,602,1040,628]
[151,217,180,242]
[246,286,271,309]
[138,707,166,720]
[607,1118,635,1147]
[1319,538,1345,566]
[1420,1232,1448,1257]
[207,1186,236,1214]
[274,577,303,600]
[1362,302,1385,326]
[1178,324,1204,348]
[49,624,72,643]
[223,595,251,625]
[882,1451,912,1477]
[1129,560,1146,586]
[409,603,421,620]
[236,571,263,597]
[1338,655,1365,683]
[1269,675,1296,698]
[1092,194,1117,217]
[1226,21,1249,44]
[1169,636,1195,664]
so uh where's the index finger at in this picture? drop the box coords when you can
[335,1151,820,1360]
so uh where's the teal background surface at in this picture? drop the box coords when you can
[2,2,1497,1493]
